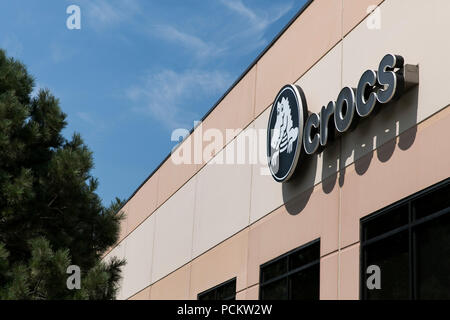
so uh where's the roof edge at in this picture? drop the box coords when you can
[114,0,314,212]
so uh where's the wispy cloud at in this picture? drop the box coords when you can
[76,0,141,31]
[150,0,294,62]
[220,0,260,27]
[154,25,226,59]
[127,69,233,129]
[221,0,294,43]
[76,111,107,131]
[117,1,294,129]
[50,43,78,63]
[76,112,96,125]
[220,0,293,31]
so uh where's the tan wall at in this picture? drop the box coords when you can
[108,0,450,300]
[130,106,450,300]
[109,0,384,248]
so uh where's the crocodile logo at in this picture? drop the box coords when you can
[270,96,299,168]
[267,85,307,182]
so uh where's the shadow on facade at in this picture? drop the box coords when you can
[282,85,419,216]
[282,152,317,215]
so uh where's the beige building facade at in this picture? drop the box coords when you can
[104,0,450,300]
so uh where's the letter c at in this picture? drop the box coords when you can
[303,113,320,155]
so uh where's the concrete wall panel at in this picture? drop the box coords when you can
[150,264,192,300]
[190,230,249,298]
[192,133,252,257]
[152,177,196,282]
[341,0,450,167]
[247,183,339,287]
[255,0,343,116]
[120,215,155,299]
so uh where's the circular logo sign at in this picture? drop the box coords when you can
[267,84,307,182]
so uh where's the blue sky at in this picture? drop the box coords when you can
[0,0,308,206]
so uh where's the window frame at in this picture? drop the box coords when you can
[360,178,450,300]
[259,238,320,300]
[197,277,237,301]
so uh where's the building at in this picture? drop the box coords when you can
[103,0,450,300]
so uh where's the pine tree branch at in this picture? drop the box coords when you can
[47,195,57,208]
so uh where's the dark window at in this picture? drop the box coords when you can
[198,278,236,300]
[260,239,320,300]
[361,179,450,300]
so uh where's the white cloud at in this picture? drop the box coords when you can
[127,69,233,129]
[76,0,140,30]
[76,112,96,125]
[120,1,295,129]
[154,25,226,59]
[76,111,107,131]
[50,43,78,63]
[220,0,260,27]
[149,1,293,62]
[219,0,294,45]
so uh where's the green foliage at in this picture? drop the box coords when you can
[0,49,126,299]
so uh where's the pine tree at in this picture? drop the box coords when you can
[0,49,126,299]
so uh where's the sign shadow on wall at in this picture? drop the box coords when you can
[281,81,419,216]
[339,84,419,186]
